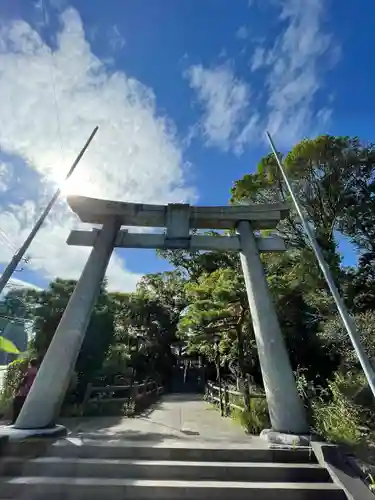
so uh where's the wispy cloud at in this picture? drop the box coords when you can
[108,24,126,52]
[185,64,253,151]
[263,0,336,146]
[186,0,338,152]
[5,278,43,292]
[0,163,11,193]
[250,46,265,71]
[236,26,249,40]
[0,7,195,291]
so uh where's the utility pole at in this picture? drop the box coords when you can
[0,126,99,296]
[266,130,375,398]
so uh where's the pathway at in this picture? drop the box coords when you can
[60,394,266,447]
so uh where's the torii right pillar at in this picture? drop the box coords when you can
[237,221,309,441]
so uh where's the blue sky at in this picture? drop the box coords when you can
[0,0,371,292]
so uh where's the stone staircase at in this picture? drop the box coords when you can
[0,438,348,499]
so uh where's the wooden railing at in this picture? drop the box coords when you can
[81,379,163,416]
[206,380,265,416]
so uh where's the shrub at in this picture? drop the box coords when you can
[0,357,29,418]
[2,358,29,399]
[232,397,270,434]
[312,372,364,446]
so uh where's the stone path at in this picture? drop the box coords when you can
[60,394,266,447]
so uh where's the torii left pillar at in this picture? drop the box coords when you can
[14,218,121,430]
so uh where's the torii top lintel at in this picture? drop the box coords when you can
[67,195,289,230]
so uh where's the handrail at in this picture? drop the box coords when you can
[206,380,265,416]
[81,379,163,415]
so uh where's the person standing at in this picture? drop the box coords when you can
[12,359,39,425]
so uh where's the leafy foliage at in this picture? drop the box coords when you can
[312,373,364,446]
[232,398,270,435]
[0,336,20,354]
[25,278,115,401]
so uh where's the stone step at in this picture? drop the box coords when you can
[38,439,316,463]
[1,457,331,482]
[0,477,346,500]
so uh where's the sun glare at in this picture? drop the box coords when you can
[60,169,99,197]
[46,162,99,198]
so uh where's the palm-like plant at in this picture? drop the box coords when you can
[0,336,20,354]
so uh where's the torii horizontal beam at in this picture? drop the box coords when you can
[67,196,289,230]
[67,229,286,252]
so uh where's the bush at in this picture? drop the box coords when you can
[312,372,364,446]
[232,397,270,434]
[2,358,28,399]
[0,357,29,418]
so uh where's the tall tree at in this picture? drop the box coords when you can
[109,271,188,384]
[29,278,115,400]
[178,267,256,403]
[231,135,375,278]
[157,232,239,282]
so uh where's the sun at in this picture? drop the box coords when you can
[46,162,98,198]
[60,169,98,197]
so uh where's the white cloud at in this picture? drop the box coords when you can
[236,26,249,40]
[0,8,195,292]
[185,64,252,151]
[5,278,43,292]
[250,47,265,71]
[108,25,126,52]
[186,0,337,151]
[0,163,11,193]
[264,0,336,146]
[48,0,68,10]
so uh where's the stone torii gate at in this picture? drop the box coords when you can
[14,196,309,438]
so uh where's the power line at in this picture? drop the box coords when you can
[0,227,18,253]
[2,286,30,310]
[0,314,30,324]
[0,126,99,296]
[0,227,34,268]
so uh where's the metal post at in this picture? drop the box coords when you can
[266,131,375,398]
[238,220,308,434]
[0,126,99,296]
[14,217,121,429]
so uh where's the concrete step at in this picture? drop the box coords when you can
[0,477,347,500]
[1,457,331,482]
[39,439,316,463]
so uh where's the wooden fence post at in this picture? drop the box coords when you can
[243,375,251,412]
[81,382,93,416]
[218,382,224,417]
[224,384,229,417]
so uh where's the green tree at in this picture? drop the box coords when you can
[231,135,375,277]
[342,254,375,313]
[178,267,256,405]
[108,271,187,385]
[158,232,239,282]
[29,278,115,401]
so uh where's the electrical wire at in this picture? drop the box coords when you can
[0,314,29,324]
[2,286,30,310]
[0,227,32,273]
[0,227,18,253]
